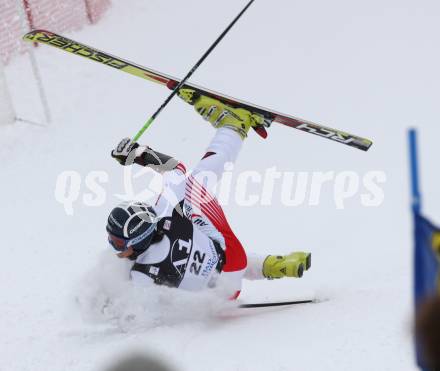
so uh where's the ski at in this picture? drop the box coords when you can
[23,30,373,151]
[239,299,315,308]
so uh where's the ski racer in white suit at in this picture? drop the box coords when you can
[107,89,311,299]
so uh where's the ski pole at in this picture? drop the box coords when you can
[239,299,314,308]
[132,0,255,142]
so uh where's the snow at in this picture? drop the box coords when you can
[2,0,440,370]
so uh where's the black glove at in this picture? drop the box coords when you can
[111,137,179,172]
[111,137,141,165]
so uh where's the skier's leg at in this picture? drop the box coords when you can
[186,128,248,296]
[184,114,244,206]
[182,88,264,198]
[205,209,247,296]
[184,173,247,296]
[185,118,244,244]
[244,253,266,280]
[179,90,265,296]
[192,126,243,183]
[194,190,247,293]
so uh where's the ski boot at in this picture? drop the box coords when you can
[263,252,311,279]
[178,88,264,139]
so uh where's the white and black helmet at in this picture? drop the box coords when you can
[106,201,157,254]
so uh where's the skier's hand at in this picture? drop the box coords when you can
[111,138,140,165]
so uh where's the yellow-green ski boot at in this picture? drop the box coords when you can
[178,88,264,139]
[263,252,311,279]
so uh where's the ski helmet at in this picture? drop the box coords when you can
[106,201,157,255]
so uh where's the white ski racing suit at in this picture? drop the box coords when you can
[130,128,265,298]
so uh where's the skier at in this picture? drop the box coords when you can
[107,89,311,298]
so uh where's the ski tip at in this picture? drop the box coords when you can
[22,29,52,41]
[22,31,35,41]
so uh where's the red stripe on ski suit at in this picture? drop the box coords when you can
[186,175,247,273]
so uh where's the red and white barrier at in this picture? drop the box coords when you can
[0,0,110,125]
[0,0,110,64]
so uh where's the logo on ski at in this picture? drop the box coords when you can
[297,123,355,144]
[25,31,129,70]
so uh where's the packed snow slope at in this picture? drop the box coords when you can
[2,0,440,370]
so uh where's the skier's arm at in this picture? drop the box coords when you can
[111,137,185,174]
[111,138,187,213]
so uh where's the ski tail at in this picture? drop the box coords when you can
[272,115,373,151]
[169,80,372,151]
[239,299,315,308]
[23,30,373,151]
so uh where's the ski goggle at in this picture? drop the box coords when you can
[108,222,157,253]
[108,233,130,252]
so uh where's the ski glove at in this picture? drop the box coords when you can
[111,137,142,165]
[111,137,179,172]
